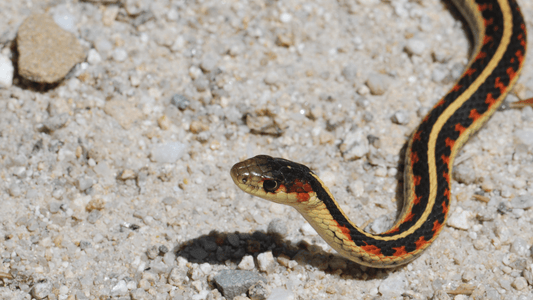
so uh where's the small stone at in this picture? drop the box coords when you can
[391,110,409,125]
[42,113,70,131]
[366,73,389,95]
[79,240,91,250]
[213,270,266,300]
[227,233,240,247]
[256,252,275,273]
[150,142,188,163]
[104,98,143,129]
[86,198,105,211]
[341,64,358,82]
[431,67,447,83]
[267,218,288,237]
[0,54,14,88]
[130,288,150,300]
[158,115,171,130]
[378,273,407,298]
[102,5,119,26]
[8,183,22,197]
[264,71,279,85]
[238,255,255,270]
[87,49,102,65]
[453,163,476,185]
[447,207,471,230]
[340,129,369,160]
[162,197,177,206]
[510,238,528,256]
[170,94,190,110]
[168,267,182,286]
[200,54,218,72]
[31,281,52,299]
[510,196,533,210]
[189,247,208,260]
[512,277,528,291]
[49,202,62,213]
[267,288,294,300]
[300,223,317,236]
[248,280,269,300]
[405,39,426,56]
[120,169,136,180]
[112,48,128,62]
[111,280,128,296]
[87,210,101,224]
[189,120,209,134]
[17,14,85,83]
[515,129,533,146]
[77,177,94,191]
[147,246,159,259]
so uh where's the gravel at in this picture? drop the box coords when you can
[0,0,532,299]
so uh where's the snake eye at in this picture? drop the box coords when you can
[242,178,248,184]
[263,180,279,192]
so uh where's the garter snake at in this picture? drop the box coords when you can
[230,0,527,268]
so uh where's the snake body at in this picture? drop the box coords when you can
[230,0,527,268]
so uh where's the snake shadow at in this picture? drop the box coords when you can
[174,229,403,280]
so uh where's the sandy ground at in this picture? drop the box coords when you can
[0,0,533,299]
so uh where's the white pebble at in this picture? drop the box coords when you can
[257,251,275,272]
[87,49,102,65]
[0,54,13,88]
[238,255,255,270]
[150,142,188,163]
[300,223,317,236]
[111,280,128,296]
[267,288,294,300]
[52,5,77,32]
[280,13,292,23]
[405,39,426,56]
[514,129,533,146]
[378,273,407,298]
[112,48,128,62]
[447,207,471,230]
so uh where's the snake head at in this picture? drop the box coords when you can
[230,155,317,205]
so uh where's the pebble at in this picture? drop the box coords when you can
[339,129,370,160]
[31,281,52,300]
[405,39,426,56]
[170,94,190,110]
[103,98,143,129]
[257,252,276,273]
[17,14,85,83]
[512,277,528,291]
[267,288,294,300]
[510,238,528,256]
[378,273,407,298]
[514,129,533,146]
[7,183,22,197]
[52,5,77,32]
[213,270,266,300]
[341,64,358,82]
[0,54,14,88]
[200,54,218,73]
[42,113,69,132]
[453,163,476,185]
[111,280,128,296]
[238,255,255,270]
[77,177,94,191]
[391,110,409,125]
[248,280,269,300]
[366,73,390,95]
[300,223,317,236]
[112,48,128,62]
[510,195,533,210]
[150,142,188,163]
[267,218,288,237]
[87,49,102,65]
[264,71,279,85]
[447,207,471,230]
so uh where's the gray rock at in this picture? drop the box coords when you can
[170,94,190,110]
[366,73,390,95]
[341,64,358,82]
[42,113,70,131]
[213,270,266,299]
[31,281,52,299]
[87,210,101,224]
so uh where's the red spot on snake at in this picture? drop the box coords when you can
[435,99,445,107]
[465,68,476,76]
[443,171,449,184]
[392,246,408,257]
[361,243,382,256]
[410,152,419,164]
[403,212,415,223]
[485,93,497,107]
[476,51,487,60]
[413,175,421,186]
[445,138,455,149]
[413,131,421,142]
[336,222,352,242]
[441,155,450,165]
[415,236,429,250]
[478,4,492,11]
[483,35,493,45]
[442,199,449,215]
[454,123,466,135]
[451,84,462,92]
[494,77,506,94]
[297,192,310,202]
[516,50,524,64]
[484,18,494,27]
[444,188,450,200]
[507,67,516,81]
[432,220,443,233]
[413,194,422,205]
[469,109,481,122]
